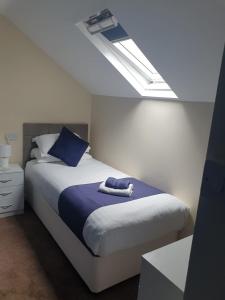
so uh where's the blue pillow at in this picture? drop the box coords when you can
[48,127,89,167]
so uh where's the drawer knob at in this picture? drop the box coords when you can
[0,205,12,209]
[0,180,12,184]
[0,192,12,197]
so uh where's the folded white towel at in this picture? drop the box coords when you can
[98,182,134,197]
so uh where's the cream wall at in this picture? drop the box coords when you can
[0,14,214,223]
[0,16,92,164]
[91,96,214,222]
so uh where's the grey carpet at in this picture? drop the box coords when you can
[0,206,139,300]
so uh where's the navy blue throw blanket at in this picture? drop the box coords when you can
[58,177,163,252]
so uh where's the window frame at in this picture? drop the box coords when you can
[77,21,178,99]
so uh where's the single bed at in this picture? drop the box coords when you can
[24,123,189,293]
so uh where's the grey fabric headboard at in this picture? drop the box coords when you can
[23,123,88,167]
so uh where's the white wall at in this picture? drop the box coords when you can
[91,96,214,223]
[0,16,92,164]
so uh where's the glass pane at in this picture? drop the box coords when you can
[116,39,158,74]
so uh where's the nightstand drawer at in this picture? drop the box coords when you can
[0,191,24,213]
[0,186,24,202]
[0,172,23,187]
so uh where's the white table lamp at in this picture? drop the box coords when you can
[0,144,12,170]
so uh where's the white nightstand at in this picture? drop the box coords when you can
[0,164,24,218]
[138,236,193,300]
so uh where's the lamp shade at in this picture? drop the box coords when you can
[0,144,11,158]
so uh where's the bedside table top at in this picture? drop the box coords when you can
[0,164,23,174]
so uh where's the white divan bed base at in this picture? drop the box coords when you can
[27,183,178,293]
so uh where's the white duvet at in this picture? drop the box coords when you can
[25,158,189,257]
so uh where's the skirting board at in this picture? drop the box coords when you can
[27,183,178,293]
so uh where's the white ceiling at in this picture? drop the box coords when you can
[1,0,225,102]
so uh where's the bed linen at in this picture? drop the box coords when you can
[59,178,163,254]
[25,159,189,256]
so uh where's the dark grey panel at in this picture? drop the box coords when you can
[184,47,225,299]
[23,123,88,167]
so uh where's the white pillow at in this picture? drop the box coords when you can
[32,132,91,156]
[32,133,59,157]
[30,147,61,163]
[30,148,92,164]
[77,153,92,166]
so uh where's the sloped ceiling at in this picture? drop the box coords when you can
[1,0,225,102]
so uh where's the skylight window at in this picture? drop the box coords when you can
[77,9,177,99]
